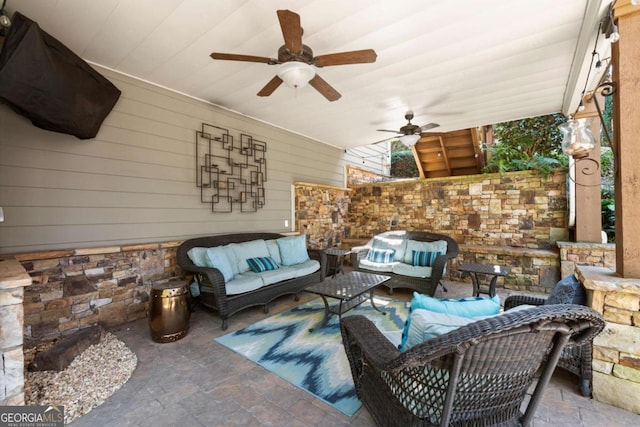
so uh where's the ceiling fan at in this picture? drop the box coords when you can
[377,111,440,147]
[210,9,377,102]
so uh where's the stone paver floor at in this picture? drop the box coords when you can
[69,278,640,426]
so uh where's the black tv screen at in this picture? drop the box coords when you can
[0,12,121,139]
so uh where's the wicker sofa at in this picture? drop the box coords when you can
[349,230,459,297]
[177,233,326,329]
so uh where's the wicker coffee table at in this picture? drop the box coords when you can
[305,271,390,332]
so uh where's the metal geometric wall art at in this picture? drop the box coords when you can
[195,123,267,212]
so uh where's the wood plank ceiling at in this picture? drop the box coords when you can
[3,0,612,150]
[411,129,484,178]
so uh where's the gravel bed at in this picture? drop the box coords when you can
[24,332,137,425]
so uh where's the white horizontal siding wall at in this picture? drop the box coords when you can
[0,66,385,254]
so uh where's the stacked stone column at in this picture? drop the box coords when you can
[577,266,640,414]
[0,258,32,405]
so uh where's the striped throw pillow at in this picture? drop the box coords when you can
[246,257,279,273]
[367,248,396,263]
[411,250,442,267]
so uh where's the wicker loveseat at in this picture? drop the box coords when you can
[177,233,326,329]
[349,230,459,297]
[341,305,605,427]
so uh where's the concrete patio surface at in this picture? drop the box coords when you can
[69,277,640,426]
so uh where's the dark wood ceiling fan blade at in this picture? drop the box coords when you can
[376,129,402,133]
[257,76,283,97]
[308,74,341,102]
[314,49,377,67]
[421,122,440,131]
[277,10,303,53]
[210,53,275,64]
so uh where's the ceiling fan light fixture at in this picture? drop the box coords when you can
[399,134,421,147]
[277,62,315,89]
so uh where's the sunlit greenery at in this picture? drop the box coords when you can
[482,113,569,177]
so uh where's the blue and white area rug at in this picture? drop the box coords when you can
[215,297,408,416]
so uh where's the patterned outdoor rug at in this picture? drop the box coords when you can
[215,296,408,416]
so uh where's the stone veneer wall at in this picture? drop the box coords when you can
[348,169,568,249]
[451,245,560,292]
[576,266,640,414]
[16,242,181,346]
[345,165,391,186]
[294,182,351,249]
[557,241,616,277]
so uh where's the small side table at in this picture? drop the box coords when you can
[458,263,510,297]
[149,279,191,343]
[324,248,351,278]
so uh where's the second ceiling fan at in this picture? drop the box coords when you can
[377,111,440,146]
[210,10,377,101]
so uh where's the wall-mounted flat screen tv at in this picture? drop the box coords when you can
[0,12,121,139]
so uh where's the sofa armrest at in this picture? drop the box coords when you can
[349,246,370,268]
[428,253,450,286]
[504,295,546,310]
[351,244,370,253]
[183,265,228,309]
[341,315,401,371]
[308,248,327,281]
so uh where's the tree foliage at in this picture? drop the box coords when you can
[601,95,614,146]
[390,150,419,178]
[483,113,569,176]
[600,146,615,243]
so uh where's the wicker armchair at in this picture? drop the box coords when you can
[504,293,594,396]
[341,305,604,427]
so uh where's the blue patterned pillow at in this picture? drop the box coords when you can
[246,257,279,273]
[411,250,442,267]
[367,248,396,263]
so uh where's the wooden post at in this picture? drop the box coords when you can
[573,94,603,242]
[613,0,640,278]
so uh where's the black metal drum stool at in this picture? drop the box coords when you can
[149,279,191,343]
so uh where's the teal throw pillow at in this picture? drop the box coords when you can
[399,292,501,351]
[367,248,396,263]
[205,247,235,282]
[186,247,211,267]
[246,256,279,273]
[404,309,477,350]
[405,304,538,351]
[276,235,310,266]
[411,250,442,267]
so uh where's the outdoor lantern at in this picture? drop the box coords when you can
[559,118,596,159]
